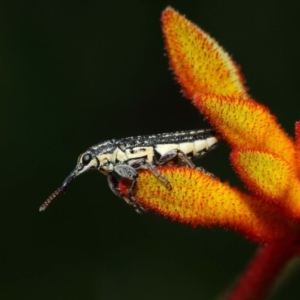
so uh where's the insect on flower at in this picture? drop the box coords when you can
[40,129,218,213]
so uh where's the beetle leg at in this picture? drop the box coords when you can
[111,165,147,213]
[107,174,122,198]
[158,149,195,168]
[129,158,172,190]
[158,149,215,177]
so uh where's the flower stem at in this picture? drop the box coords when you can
[226,242,296,300]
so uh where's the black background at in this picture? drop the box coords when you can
[1,1,300,299]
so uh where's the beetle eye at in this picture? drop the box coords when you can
[82,153,92,165]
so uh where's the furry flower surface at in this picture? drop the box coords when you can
[119,7,300,299]
[119,7,300,245]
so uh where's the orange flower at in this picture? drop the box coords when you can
[120,6,300,244]
[119,7,300,299]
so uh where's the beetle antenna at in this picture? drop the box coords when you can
[39,187,63,212]
[39,171,77,212]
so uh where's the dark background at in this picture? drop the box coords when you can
[1,1,300,299]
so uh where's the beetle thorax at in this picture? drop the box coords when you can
[97,151,117,173]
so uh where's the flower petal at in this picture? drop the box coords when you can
[118,167,297,243]
[230,149,292,200]
[194,94,296,167]
[162,7,247,99]
[231,148,300,220]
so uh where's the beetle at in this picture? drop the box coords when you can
[40,129,218,213]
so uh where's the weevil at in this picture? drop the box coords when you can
[40,129,218,213]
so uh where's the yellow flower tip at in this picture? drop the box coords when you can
[230,149,300,220]
[230,149,293,201]
[193,94,296,167]
[161,7,248,99]
[118,166,297,243]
